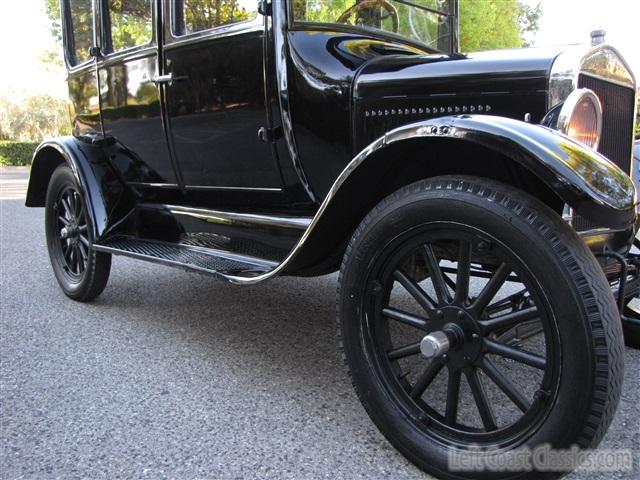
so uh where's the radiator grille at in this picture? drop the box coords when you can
[578,73,635,174]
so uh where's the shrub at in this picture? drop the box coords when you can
[0,141,40,166]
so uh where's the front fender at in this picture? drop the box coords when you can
[242,115,638,281]
[26,137,132,241]
[384,115,638,229]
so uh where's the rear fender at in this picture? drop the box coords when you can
[25,137,132,241]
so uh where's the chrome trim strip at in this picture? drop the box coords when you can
[164,204,312,230]
[128,182,180,188]
[184,185,282,192]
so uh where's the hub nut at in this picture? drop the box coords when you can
[420,331,450,359]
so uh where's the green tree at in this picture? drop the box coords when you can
[44,0,63,45]
[459,0,541,52]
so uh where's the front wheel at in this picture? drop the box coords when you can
[337,176,624,479]
[45,164,111,302]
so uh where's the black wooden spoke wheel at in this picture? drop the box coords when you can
[45,164,111,301]
[338,177,624,479]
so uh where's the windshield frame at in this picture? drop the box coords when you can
[287,0,459,54]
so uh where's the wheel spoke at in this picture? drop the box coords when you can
[74,192,83,217]
[410,359,444,399]
[478,306,539,334]
[422,244,452,305]
[77,241,88,263]
[393,269,437,311]
[76,245,85,273]
[78,224,87,233]
[382,307,430,330]
[444,368,461,426]
[485,288,527,315]
[69,247,77,273]
[454,240,471,304]
[63,243,73,262]
[60,196,73,217]
[470,263,510,315]
[58,215,70,226]
[78,234,90,247]
[388,342,422,360]
[465,368,497,431]
[479,358,531,412]
[67,191,77,216]
[484,338,546,370]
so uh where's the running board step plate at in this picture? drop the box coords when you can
[94,237,278,280]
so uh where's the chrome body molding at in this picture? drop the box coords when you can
[224,114,638,284]
[166,205,312,230]
[184,185,283,192]
[548,44,637,110]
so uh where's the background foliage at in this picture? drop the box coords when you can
[460,0,541,51]
[0,141,40,166]
[0,95,71,142]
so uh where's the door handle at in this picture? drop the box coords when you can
[142,74,189,86]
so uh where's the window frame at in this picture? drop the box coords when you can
[62,0,98,71]
[168,0,261,43]
[99,0,156,58]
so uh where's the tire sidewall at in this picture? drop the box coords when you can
[45,165,99,299]
[339,179,617,479]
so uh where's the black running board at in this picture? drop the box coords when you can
[93,237,278,281]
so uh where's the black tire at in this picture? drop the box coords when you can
[337,176,624,479]
[45,164,111,301]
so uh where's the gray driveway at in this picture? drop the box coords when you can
[1,166,638,479]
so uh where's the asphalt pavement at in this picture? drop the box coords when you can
[1,166,638,479]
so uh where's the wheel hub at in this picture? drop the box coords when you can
[420,306,482,368]
[60,224,79,240]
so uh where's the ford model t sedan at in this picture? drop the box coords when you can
[27,0,639,477]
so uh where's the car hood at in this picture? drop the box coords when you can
[352,46,568,100]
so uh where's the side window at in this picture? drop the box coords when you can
[173,0,258,36]
[107,0,153,52]
[67,0,94,66]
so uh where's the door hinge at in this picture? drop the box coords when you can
[257,126,282,143]
[258,0,272,16]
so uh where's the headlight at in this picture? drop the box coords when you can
[557,88,602,150]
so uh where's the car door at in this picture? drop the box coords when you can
[97,0,179,186]
[161,0,282,190]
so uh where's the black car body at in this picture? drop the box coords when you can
[26,1,639,478]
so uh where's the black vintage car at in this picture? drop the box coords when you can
[27,0,639,478]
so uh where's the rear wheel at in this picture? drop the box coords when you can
[45,164,111,301]
[338,176,624,479]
